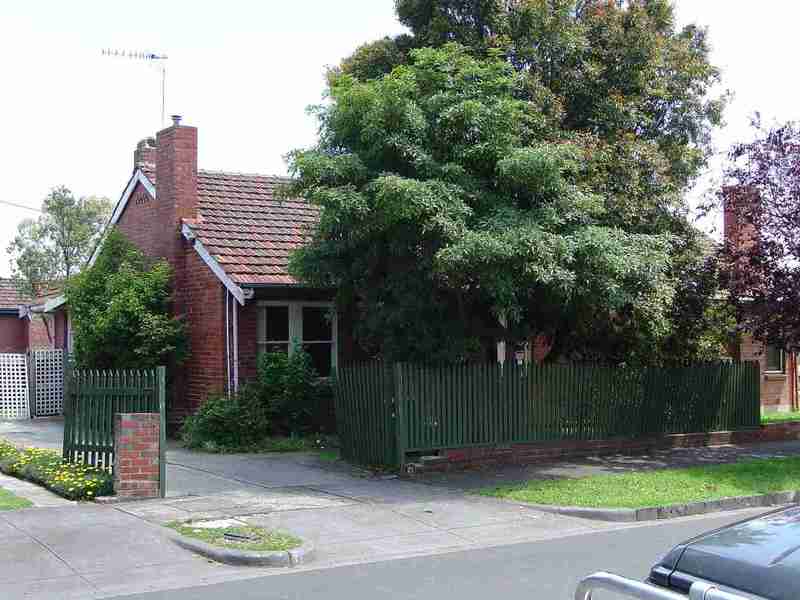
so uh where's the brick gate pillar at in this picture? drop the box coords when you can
[113,413,160,499]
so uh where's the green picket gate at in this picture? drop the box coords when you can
[62,365,167,497]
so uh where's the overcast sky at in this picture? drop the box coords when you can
[0,1,796,277]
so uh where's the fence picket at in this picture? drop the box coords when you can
[336,361,761,468]
[61,366,164,472]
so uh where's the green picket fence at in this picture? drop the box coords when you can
[335,361,761,468]
[62,366,166,495]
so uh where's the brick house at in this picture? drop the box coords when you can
[0,279,68,353]
[723,187,799,412]
[65,116,354,425]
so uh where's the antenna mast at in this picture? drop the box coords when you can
[102,49,169,127]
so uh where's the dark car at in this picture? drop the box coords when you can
[576,505,800,600]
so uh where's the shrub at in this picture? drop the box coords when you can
[66,228,188,370]
[257,346,335,435]
[180,386,270,451]
[180,346,336,452]
[0,441,113,501]
[258,348,315,435]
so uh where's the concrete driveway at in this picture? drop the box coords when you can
[0,417,375,497]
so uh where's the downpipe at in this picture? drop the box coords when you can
[575,572,751,600]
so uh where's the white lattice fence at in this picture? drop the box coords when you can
[0,354,30,419]
[31,350,64,416]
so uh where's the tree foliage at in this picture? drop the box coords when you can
[6,186,111,297]
[65,229,187,369]
[291,0,728,364]
[719,122,800,352]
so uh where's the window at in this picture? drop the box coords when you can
[257,302,337,376]
[766,345,786,373]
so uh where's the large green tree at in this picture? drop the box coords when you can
[290,1,727,364]
[6,186,111,297]
[66,229,187,370]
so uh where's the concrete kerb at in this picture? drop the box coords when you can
[519,490,800,522]
[164,528,315,567]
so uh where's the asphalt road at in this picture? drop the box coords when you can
[110,509,764,600]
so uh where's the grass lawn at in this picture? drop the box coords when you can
[481,457,800,509]
[0,487,32,511]
[167,522,301,552]
[762,411,800,424]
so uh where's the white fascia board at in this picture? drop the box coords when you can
[88,170,156,267]
[43,295,66,313]
[181,223,245,305]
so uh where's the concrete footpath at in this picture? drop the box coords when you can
[0,478,619,599]
[2,418,800,598]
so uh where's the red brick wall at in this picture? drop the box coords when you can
[113,413,160,499]
[53,309,68,351]
[27,315,53,349]
[116,124,218,423]
[0,316,27,353]
[116,184,163,259]
[740,333,794,410]
[176,248,227,421]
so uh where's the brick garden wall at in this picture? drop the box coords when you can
[113,413,160,499]
[413,422,800,473]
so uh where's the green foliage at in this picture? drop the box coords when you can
[6,186,111,297]
[315,1,728,364]
[166,522,302,552]
[182,348,334,452]
[180,386,271,451]
[0,487,32,511]
[65,229,187,370]
[0,441,112,501]
[481,457,800,509]
[290,41,710,363]
[257,346,333,435]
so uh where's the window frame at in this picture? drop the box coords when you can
[256,301,338,374]
[765,345,786,374]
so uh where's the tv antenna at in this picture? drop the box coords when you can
[102,49,169,127]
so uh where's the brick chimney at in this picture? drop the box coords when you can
[723,185,758,252]
[133,137,157,172]
[154,115,198,279]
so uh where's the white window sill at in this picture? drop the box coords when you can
[764,372,787,381]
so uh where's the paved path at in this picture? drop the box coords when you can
[109,508,770,600]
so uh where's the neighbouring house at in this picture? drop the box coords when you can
[45,116,362,425]
[723,187,799,412]
[0,279,68,353]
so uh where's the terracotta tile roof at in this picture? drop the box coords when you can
[0,279,29,310]
[188,170,319,286]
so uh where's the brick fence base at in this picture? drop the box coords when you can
[411,422,800,473]
[114,413,160,499]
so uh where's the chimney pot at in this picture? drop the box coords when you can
[171,114,182,127]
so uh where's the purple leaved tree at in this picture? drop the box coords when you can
[721,121,800,351]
